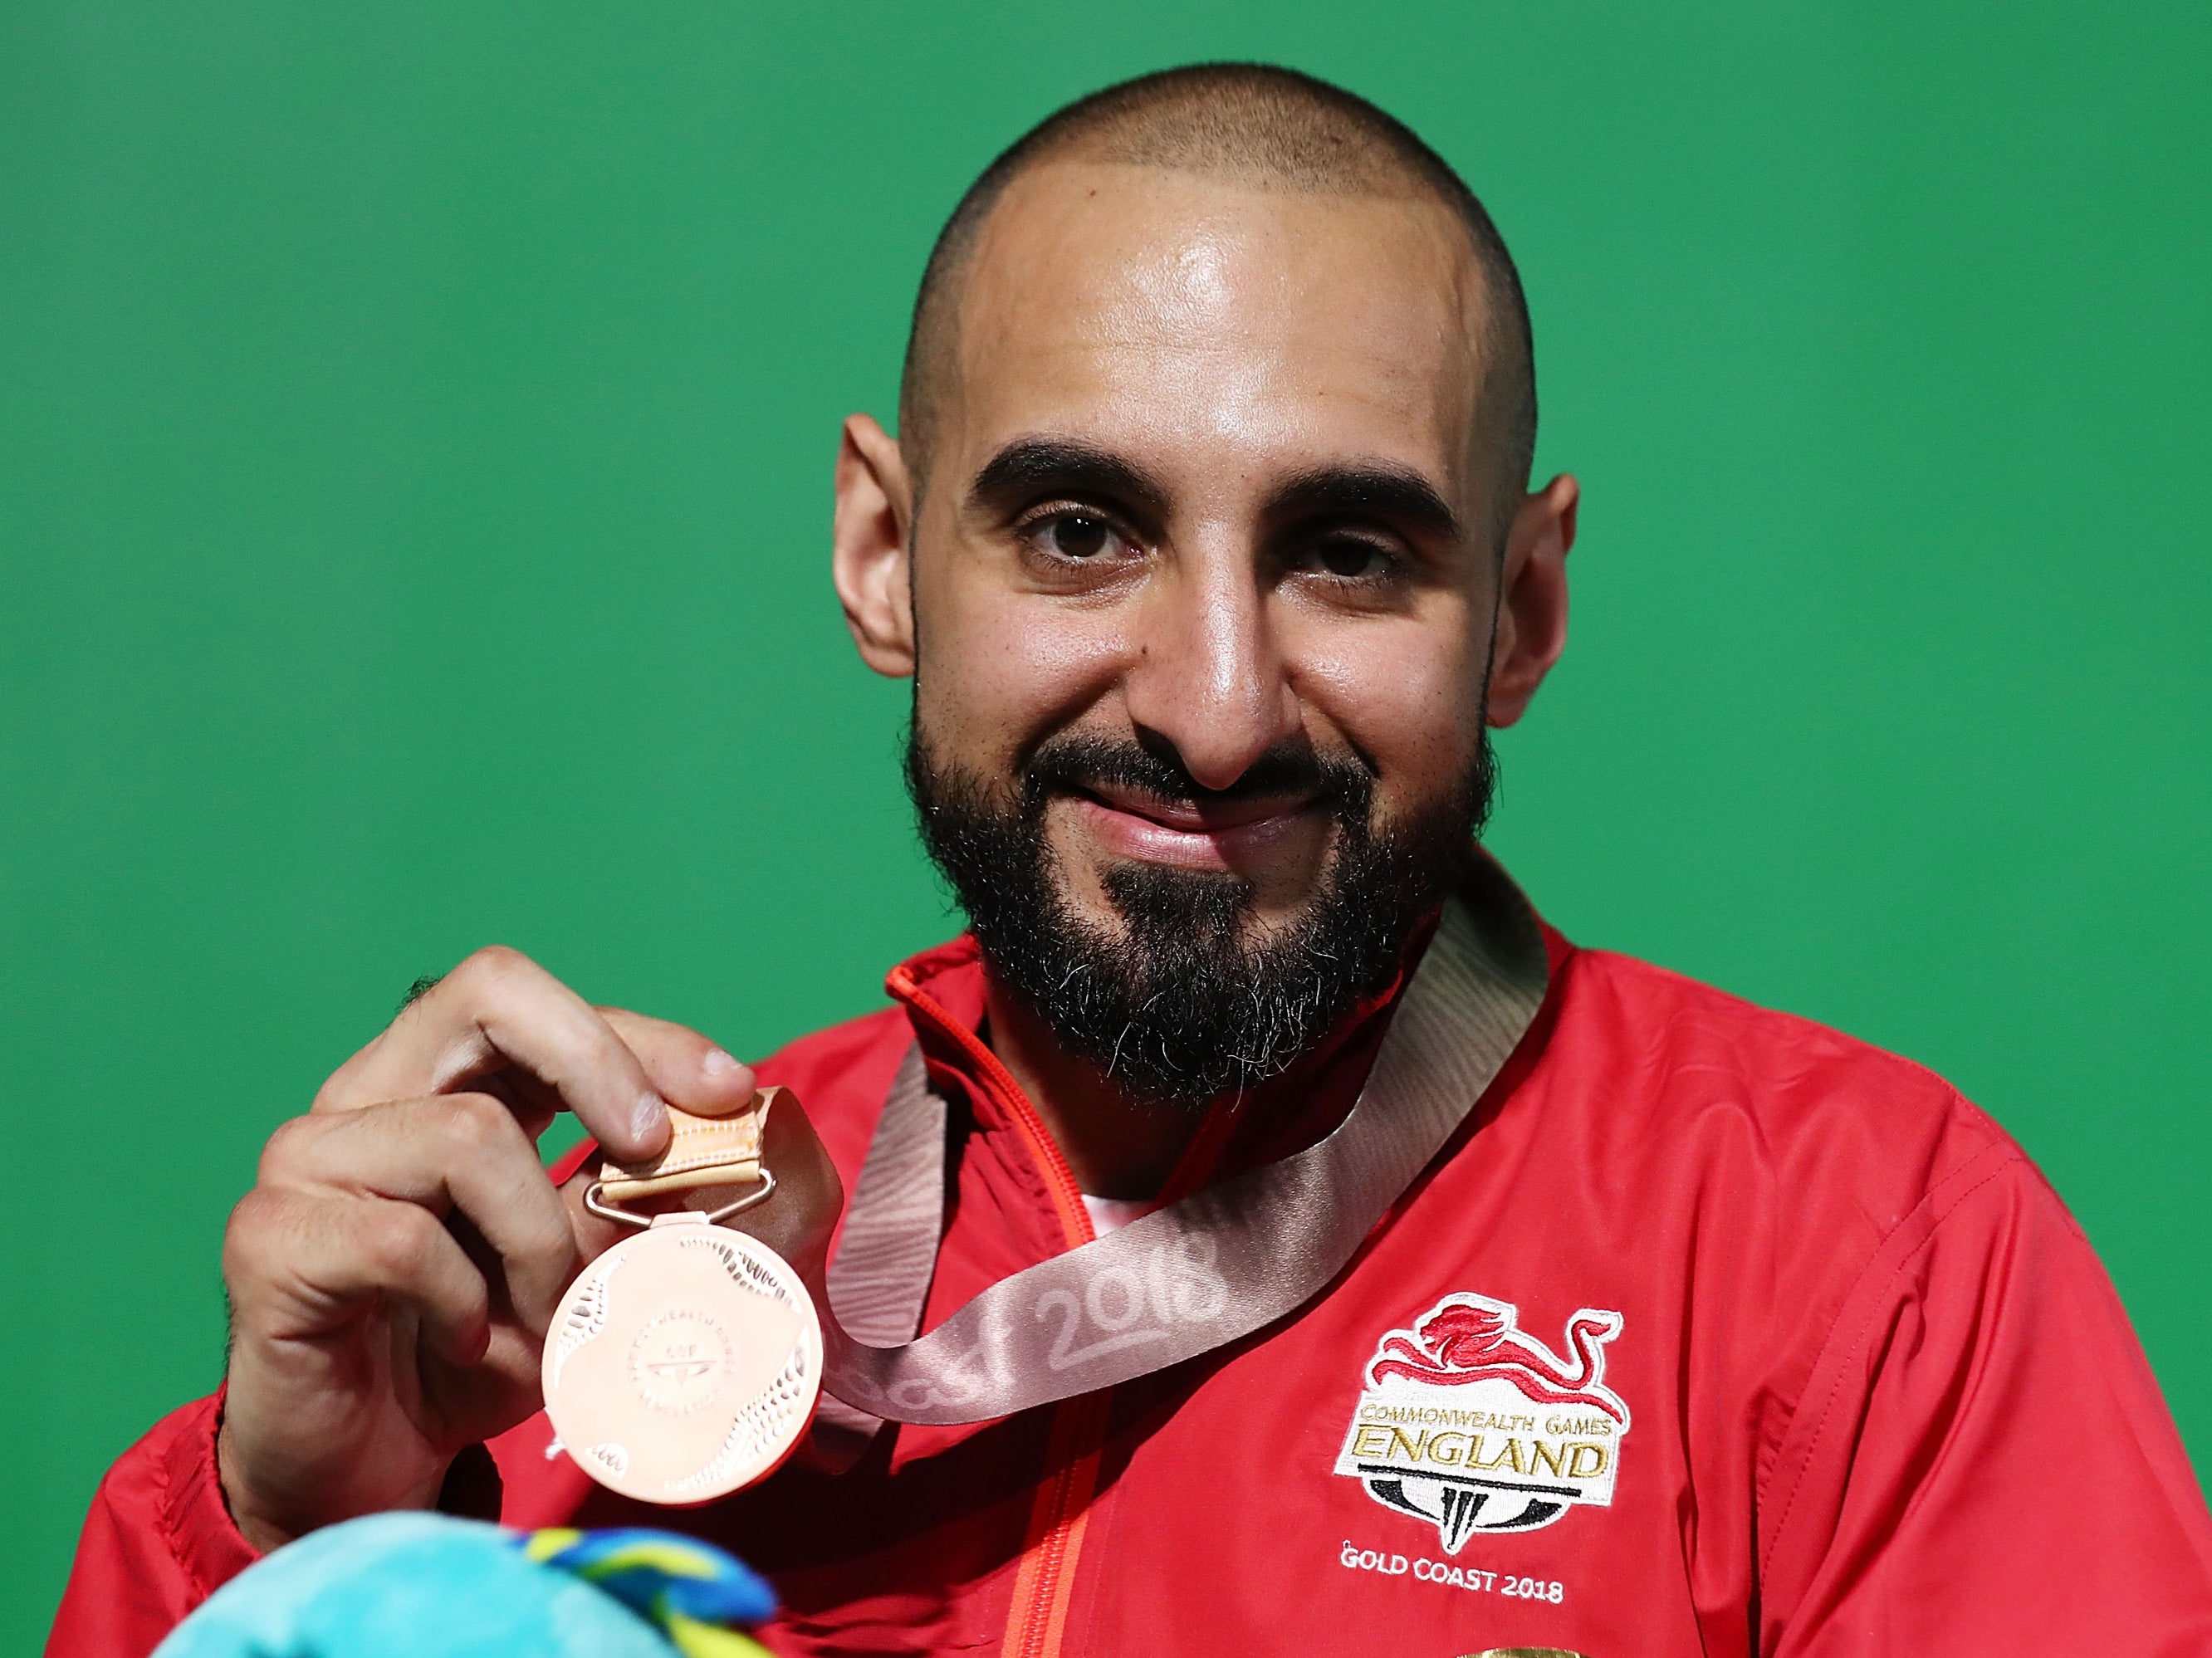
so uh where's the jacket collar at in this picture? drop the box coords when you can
[880,907,1473,1209]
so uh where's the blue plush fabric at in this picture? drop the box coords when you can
[154,1513,776,1658]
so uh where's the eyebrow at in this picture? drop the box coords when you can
[966,438,1171,519]
[962,439,1464,545]
[1266,462,1464,543]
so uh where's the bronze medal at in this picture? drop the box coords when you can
[543,1091,822,1504]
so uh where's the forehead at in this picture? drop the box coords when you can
[944,160,1490,503]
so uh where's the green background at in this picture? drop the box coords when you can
[4,2,2207,1643]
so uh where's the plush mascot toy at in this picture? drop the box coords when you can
[154,1513,777,1657]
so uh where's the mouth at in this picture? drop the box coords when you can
[1066,780,1328,872]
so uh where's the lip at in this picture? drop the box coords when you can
[1068,782,1324,871]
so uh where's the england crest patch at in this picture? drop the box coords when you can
[1334,1292,1630,1552]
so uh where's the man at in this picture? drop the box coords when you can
[52,63,2212,1657]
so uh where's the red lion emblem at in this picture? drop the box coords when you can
[1367,1293,1627,1423]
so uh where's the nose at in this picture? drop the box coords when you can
[1119,550,1302,792]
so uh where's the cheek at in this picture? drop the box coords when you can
[1292,615,1488,803]
[914,557,1131,768]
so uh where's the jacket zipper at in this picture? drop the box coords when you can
[1001,1389,1109,1658]
[893,966,1243,1658]
[891,974,1104,1658]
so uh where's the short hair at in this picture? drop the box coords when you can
[898,63,1537,545]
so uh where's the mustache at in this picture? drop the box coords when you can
[903,716,1489,1110]
[1017,734,1375,820]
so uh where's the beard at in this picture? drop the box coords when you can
[904,723,1494,1113]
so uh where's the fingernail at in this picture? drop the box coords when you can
[702,1047,744,1078]
[632,1092,671,1147]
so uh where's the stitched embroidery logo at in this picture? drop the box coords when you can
[1334,1292,1630,1551]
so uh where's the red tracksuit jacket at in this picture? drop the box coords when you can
[51,910,2212,1656]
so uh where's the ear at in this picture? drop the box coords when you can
[832,413,917,677]
[1485,472,1578,728]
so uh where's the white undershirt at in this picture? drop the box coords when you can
[1080,1192,1152,1235]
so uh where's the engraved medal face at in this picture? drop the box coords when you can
[542,1218,822,1505]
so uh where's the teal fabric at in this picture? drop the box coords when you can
[154,1514,772,1657]
[519,1526,777,1631]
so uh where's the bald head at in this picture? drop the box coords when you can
[898,63,1537,545]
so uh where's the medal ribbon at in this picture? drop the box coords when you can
[814,853,1549,1427]
[600,1108,766,1199]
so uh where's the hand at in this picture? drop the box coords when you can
[216,946,758,1553]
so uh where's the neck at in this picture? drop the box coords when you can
[981,966,1210,1202]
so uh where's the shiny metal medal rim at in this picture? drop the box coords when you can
[546,1169,821,1506]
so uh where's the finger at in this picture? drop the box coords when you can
[556,1082,837,1273]
[732,1086,845,1288]
[596,1009,757,1118]
[226,1186,492,1365]
[259,1096,580,1334]
[316,946,670,1162]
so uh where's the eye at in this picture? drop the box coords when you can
[1306,533,1395,580]
[1030,511,1121,561]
